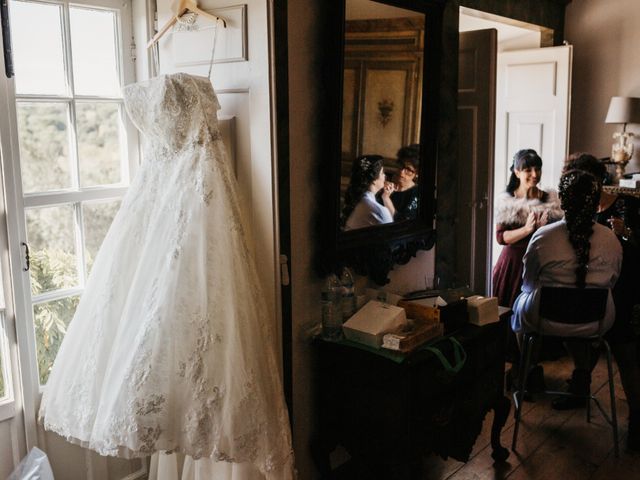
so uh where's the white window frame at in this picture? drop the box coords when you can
[0,0,137,448]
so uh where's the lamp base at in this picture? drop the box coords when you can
[612,135,634,183]
[614,159,630,184]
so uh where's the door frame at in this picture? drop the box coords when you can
[272,0,292,413]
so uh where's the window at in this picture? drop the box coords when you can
[5,0,136,387]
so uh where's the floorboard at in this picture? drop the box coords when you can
[420,355,640,480]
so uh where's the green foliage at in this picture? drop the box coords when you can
[17,101,123,192]
[77,102,122,186]
[16,103,70,192]
[31,249,80,384]
[30,248,76,296]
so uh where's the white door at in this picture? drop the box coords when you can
[153,0,281,353]
[0,0,147,477]
[495,45,573,194]
[492,45,572,273]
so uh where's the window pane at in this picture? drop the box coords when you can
[77,102,123,187]
[16,102,72,193]
[34,296,79,384]
[26,205,79,296]
[9,0,67,95]
[83,199,121,273]
[70,7,120,97]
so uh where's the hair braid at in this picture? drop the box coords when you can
[558,170,601,288]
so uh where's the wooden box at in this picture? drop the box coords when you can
[397,298,442,323]
[382,319,444,353]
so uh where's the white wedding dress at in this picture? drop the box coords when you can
[39,73,295,479]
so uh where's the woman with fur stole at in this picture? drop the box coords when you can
[492,149,564,308]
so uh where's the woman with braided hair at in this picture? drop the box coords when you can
[558,153,640,450]
[512,170,621,337]
[511,170,622,405]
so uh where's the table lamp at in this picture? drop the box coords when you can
[605,96,640,181]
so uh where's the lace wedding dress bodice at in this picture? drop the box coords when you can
[39,73,295,479]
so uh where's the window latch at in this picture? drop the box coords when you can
[21,242,29,271]
[1,0,15,78]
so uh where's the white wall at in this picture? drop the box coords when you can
[459,13,540,52]
[565,0,640,171]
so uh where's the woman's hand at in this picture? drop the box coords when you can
[501,212,538,245]
[524,211,537,234]
[381,181,395,199]
[536,210,549,228]
[380,181,396,217]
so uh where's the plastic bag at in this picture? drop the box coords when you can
[8,447,54,480]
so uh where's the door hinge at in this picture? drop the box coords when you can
[279,254,290,286]
[129,40,137,62]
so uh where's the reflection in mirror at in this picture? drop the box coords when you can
[340,0,425,231]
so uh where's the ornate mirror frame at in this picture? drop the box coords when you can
[317,0,444,284]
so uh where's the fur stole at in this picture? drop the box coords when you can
[494,190,563,227]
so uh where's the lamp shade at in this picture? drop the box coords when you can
[605,96,640,124]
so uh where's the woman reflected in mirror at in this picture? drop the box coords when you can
[385,144,420,222]
[342,154,394,231]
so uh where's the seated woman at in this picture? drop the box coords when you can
[342,155,394,231]
[511,170,622,394]
[512,169,622,335]
[386,144,420,221]
[559,153,640,449]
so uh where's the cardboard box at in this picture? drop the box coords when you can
[466,295,499,326]
[342,300,407,348]
[382,320,444,353]
[397,297,446,324]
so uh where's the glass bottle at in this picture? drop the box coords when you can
[321,273,343,340]
[340,267,356,320]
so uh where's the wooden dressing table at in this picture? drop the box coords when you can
[311,308,511,478]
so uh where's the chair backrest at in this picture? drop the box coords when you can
[539,287,608,324]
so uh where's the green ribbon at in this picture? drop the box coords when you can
[424,337,467,374]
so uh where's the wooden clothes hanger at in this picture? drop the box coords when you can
[147,0,226,49]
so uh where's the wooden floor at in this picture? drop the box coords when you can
[421,356,640,480]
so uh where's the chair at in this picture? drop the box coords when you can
[511,286,619,457]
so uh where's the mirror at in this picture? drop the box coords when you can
[341,2,424,231]
[318,0,443,284]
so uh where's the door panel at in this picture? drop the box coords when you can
[155,0,281,354]
[457,28,497,295]
[495,45,573,193]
